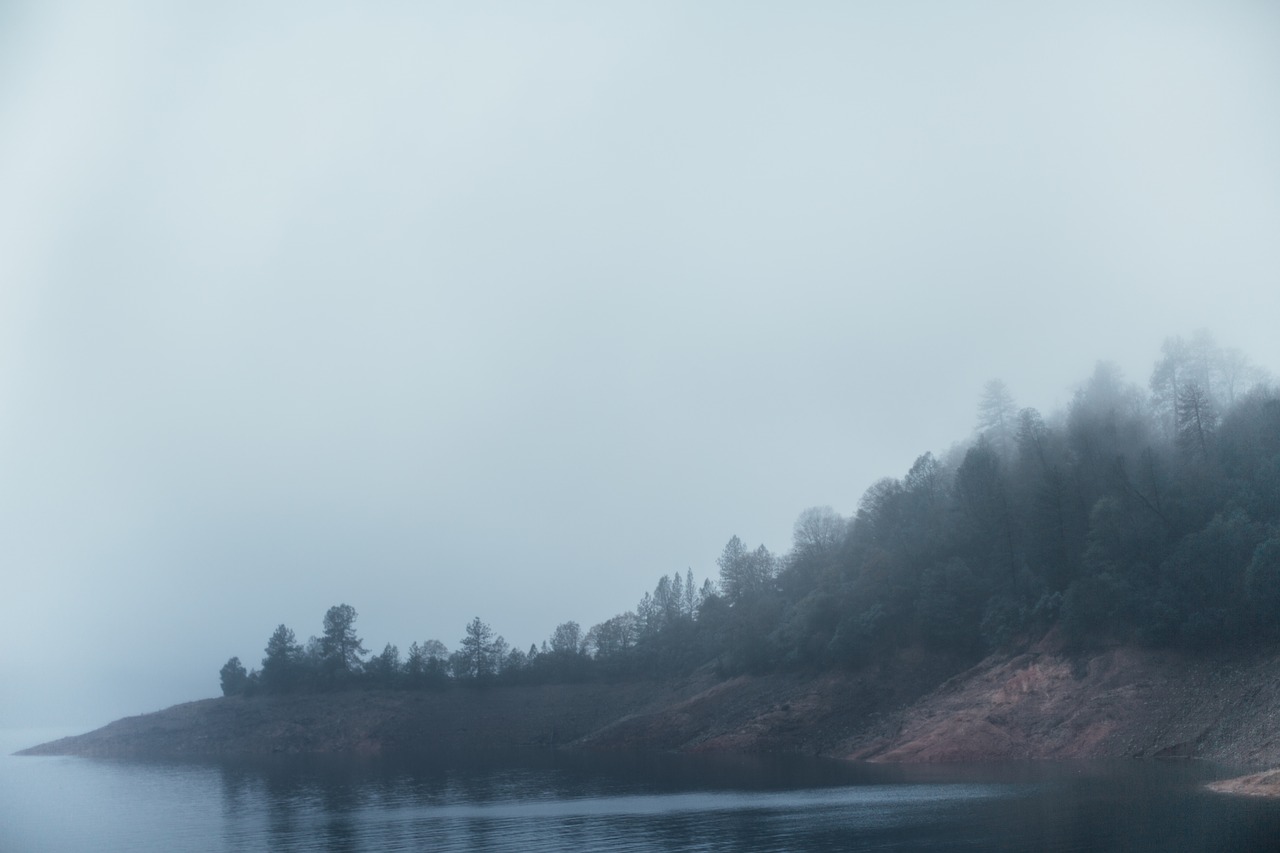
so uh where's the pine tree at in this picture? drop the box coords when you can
[456,617,499,680]
[320,604,367,676]
[261,624,302,692]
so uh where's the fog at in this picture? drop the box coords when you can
[2,1,1277,728]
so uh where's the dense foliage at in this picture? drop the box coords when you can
[220,334,1280,696]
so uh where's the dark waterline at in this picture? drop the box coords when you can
[4,732,1279,852]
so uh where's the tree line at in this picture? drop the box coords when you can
[221,331,1280,697]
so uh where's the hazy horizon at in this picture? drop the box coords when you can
[2,1,1278,729]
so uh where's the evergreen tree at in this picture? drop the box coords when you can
[320,604,367,677]
[683,568,699,617]
[455,617,499,680]
[219,656,248,696]
[1176,383,1218,463]
[366,643,402,685]
[977,379,1017,458]
[261,624,303,692]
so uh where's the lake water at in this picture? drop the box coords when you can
[4,728,1280,851]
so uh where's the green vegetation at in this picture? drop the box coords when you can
[220,333,1280,697]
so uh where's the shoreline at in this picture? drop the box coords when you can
[1206,770,1280,798]
[17,644,1280,768]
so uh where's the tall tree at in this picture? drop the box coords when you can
[851,478,908,554]
[791,506,847,565]
[784,506,847,598]
[261,624,302,691]
[365,643,402,685]
[653,574,682,628]
[219,657,248,696]
[456,617,499,680]
[405,639,450,685]
[320,604,367,676]
[1165,330,1272,413]
[683,568,699,617]
[1176,382,1218,463]
[549,621,583,656]
[953,438,1017,578]
[977,379,1017,458]
[717,535,775,603]
[585,612,638,661]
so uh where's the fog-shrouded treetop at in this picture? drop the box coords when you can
[2,1,1278,728]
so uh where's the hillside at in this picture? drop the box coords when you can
[20,641,1280,769]
[153,339,1279,782]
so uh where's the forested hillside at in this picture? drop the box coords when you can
[220,333,1280,697]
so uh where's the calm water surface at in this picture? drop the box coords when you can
[4,728,1279,851]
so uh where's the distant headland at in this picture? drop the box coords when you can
[21,334,1280,792]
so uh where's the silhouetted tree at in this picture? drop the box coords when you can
[716,535,775,604]
[549,621,582,656]
[261,624,303,692]
[405,639,449,686]
[850,477,907,555]
[789,507,846,566]
[320,604,367,678]
[1151,336,1193,441]
[1176,383,1217,463]
[219,657,248,696]
[585,613,637,664]
[365,643,402,685]
[455,617,500,681]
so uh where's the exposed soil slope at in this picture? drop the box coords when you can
[841,641,1280,765]
[575,649,961,755]
[18,643,1280,768]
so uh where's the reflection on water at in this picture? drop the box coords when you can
[217,753,1018,852]
[5,739,1280,852]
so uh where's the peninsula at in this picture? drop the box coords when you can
[20,336,1280,791]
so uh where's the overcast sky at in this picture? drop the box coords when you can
[2,1,1278,729]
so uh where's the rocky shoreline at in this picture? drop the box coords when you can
[18,642,1280,787]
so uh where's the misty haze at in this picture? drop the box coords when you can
[3,2,1280,851]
